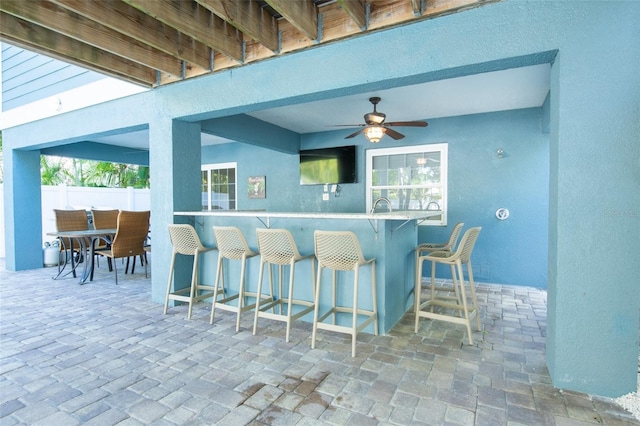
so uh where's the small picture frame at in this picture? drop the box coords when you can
[248,176,266,199]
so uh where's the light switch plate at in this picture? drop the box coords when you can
[322,193,329,201]
[324,184,328,192]
[331,185,337,193]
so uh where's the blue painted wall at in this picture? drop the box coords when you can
[3,1,639,398]
[1,43,103,111]
[204,107,549,287]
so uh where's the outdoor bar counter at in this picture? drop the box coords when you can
[174,210,441,334]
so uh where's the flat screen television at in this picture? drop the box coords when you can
[299,145,357,185]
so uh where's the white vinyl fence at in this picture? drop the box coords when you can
[0,184,150,258]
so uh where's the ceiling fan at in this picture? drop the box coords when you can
[338,97,428,143]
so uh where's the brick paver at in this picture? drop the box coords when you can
[0,260,637,425]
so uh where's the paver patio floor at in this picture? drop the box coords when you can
[0,259,636,425]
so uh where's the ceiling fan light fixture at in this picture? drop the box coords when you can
[365,126,386,143]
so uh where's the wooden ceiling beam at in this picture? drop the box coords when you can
[0,12,156,87]
[51,0,211,71]
[336,0,367,30]
[123,0,243,62]
[52,0,211,72]
[265,0,318,41]
[196,0,279,53]
[0,0,183,78]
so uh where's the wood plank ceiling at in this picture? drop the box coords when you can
[0,0,495,88]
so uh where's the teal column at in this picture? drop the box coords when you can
[3,144,43,271]
[546,38,640,397]
[148,119,203,303]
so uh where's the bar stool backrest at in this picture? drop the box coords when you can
[257,228,302,265]
[454,227,482,263]
[168,224,208,255]
[213,226,254,259]
[444,222,465,252]
[314,230,366,271]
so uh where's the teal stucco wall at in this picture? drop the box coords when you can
[203,107,549,288]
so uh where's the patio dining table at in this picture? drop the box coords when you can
[47,228,117,284]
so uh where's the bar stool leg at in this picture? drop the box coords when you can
[253,258,267,336]
[210,256,225,325]
[453,259,473,345]
[284,260,294,342]
[467,261,482,331]
[430,260,437,313]
[331,270,337,325]
[351,267,359,357]
[311,266,322,349]
[187,253,199,320]
[271,264,277,315]
[235,255,246,332]
[414,256,424,333]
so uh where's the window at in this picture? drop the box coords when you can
[366,143,448,225]
[201,163,237,210]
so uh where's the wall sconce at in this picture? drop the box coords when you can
[365,126,386,143]
[497,148,504,159]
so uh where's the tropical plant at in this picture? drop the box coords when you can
[40,156,68,185]
[40,155,150,188]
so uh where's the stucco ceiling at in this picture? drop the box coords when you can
[248,64,551,134]
[92,63,551,149]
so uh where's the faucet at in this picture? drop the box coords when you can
[370,197,392,213]
[426,201,440,211]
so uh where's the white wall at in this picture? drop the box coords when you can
[0,184,150,258]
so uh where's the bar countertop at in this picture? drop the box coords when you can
[174,210,441,221]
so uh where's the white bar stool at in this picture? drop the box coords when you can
[164,224,217,319]
[253,228,316,342]
[415,227,482,344]
[312,230,378,357]
[210,226,270,332]
[414,222,464,315]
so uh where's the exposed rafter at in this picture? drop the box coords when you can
[123,0,244,62]
[1,0,183,77]
[197,0,280,53]
[51,0,212,71]
[0,12,156,86]
[0,0,497,88]
[265,0,318,41]
[337,0,367,30]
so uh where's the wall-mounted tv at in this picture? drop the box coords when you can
[299,145,357,185]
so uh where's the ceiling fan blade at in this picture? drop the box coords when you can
[332,124,366,127]
[385,121,428,127]
[384,127,405,140]
[344,128,365,139]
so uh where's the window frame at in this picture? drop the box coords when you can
[365,143,448,226]
[201,162,237,211]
